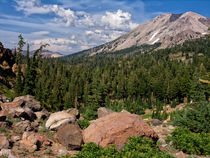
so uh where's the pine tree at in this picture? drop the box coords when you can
[23,44,32,95]
[14,34,25,96]
[189,70,205,102]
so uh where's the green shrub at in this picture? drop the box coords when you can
[70,137,173,158]
[167,127,210,155]
[119,137,173,158]
[78,120,90,129]
[105,100,145,115]
[170,101,210,133]
[80,107,98,121]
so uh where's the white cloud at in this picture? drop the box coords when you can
[16,0,77,27]
[12,0,143,54]
[101,9,138,30]
[15,0,51,15]
[30,38,77,52]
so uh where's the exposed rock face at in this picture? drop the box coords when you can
[81,11,210,56]
[46,111,76,130]
[0,42,15,87]
[97,107,113,118]
[56,124,83,150]
[0,134,9,150]
[83,111,158,147]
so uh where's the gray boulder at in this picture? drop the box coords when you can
[56,124,83,150]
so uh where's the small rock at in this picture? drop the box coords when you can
[66,108,79,117]
[58,149,68,156]
[157,138,166,145]
[11,136,21,142]
[31,120,40,128]
[56,124,83,150]
[168,125,175,130]
[0,149,16,158]
[121,109,130,114]
[150,119,163,126]
[35,110,49,120]
[97,107,113,118]
[159,146,170,152]
[175,151,186,158]
[162,123,167,127]
[169,141,173,146]
[14,120,34,132]
[0,121,10,128]
[0,134,9,149]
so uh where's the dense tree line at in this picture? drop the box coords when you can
[14,36,210,116]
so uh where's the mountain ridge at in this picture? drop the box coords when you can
[75,11,210,56]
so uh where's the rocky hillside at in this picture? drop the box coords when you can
[0,42,16,88]
[1,95,208,158]
[80,11,210,56]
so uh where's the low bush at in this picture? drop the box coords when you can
[78,120,90,129]
[167,127,210,155]
[170,101,210,133]
[80,107,98,121]
[71,136,173,158]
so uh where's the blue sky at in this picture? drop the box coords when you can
[0,0,209,54]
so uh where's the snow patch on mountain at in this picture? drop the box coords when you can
[152,38,160,44]
[149,30,159,42]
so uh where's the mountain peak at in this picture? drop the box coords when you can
[180,11,205,19]
[81,11,210,56]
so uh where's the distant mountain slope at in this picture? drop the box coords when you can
[77,11,210,56]
[20,49,64,58]
[36,50,64,58]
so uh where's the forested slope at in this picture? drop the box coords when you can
[21,36,210,119]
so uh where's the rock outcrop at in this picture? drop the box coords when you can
[0,42,15,87]
[83,111,158,147]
